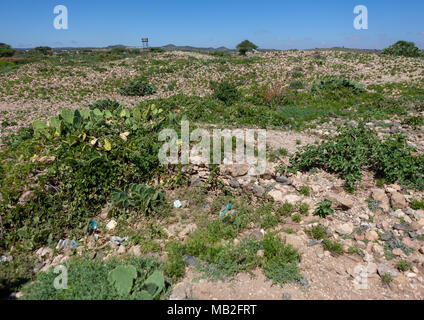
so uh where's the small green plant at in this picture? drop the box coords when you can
[410,198,424,210]
[298,203,309,215]
[322,239,344,255]
[89,99,121,111]
[396,260,412,272]
[381,274,393,286]
[299,186,310,196]
[313,201,334,218]
[306,225,327,240]
[278,201,295,216]
[289,80,304,90]
[292,214,301,223]
[348,246,365,258]
[111,184,168,216]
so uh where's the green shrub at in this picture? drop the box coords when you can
[306,225,327,240]
[322,239,344,255]
[278,201,295,216]
[402,116,424,129]
[382,41,423,58]
[119,78,157,96]
[110,183,168,217]
[312,78,364,95]
[289,80,304,90]
[88,99,121,111]
[396,260,412,272]
[262,233,302,285]
[292,214,301,223]
[0,102,172,256]
[298,203,309,215]
[290,124,424,191]
[211,80,241,105]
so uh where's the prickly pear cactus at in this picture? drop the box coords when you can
[108,265,137,296]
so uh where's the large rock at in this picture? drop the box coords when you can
[275,176,292,185]
[130,245,142,257]
[377,264,399,278]
[370,189,390,212]
[282,194,302,205]
[169,282,193,300]
[36,247,53,261]
[365,230,379,241]
[326,193,354,210]
[18,190,35,206]
[335,222,354,235]
[268,190,284,202]
[106,219,117,231]
[390,192,407,209]
[252,185,265,197]
[230,164,249,177]
[282,234,306,251]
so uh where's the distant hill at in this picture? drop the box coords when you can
[161,44,234,53]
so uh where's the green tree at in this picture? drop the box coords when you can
[0,43,16,57]
[236,40,258,56]
[34,46,53,56]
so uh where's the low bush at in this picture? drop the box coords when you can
[119,78,157,96]
[290,124,424,191]
[211,80,241,105]
[312,78,364,95]
[382,41,423,58]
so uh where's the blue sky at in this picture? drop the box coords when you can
[1,0,423,49]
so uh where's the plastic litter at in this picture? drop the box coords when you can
[202,204,210,211]
[89,220,98,234]
[110,236,128,246]
[1,255,9,263]
[56,239,79,250]
[220,203,234,217]
[307,239,319,247]
[173,200,182,209]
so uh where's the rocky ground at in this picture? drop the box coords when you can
[1,49,424,300]
[20,128,424,300]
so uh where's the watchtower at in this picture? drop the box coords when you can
[141,38,149,50]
